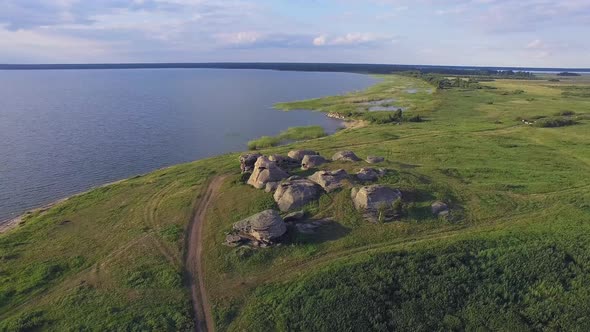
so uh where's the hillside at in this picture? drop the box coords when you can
[1,73,590,331]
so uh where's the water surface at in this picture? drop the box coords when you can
[0,69,376,221]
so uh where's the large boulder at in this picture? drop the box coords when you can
[233,210,287,242]
[356,168,381,182]
[274,178,323,211]
[366,156,385,164]
[308,169,349,192]
[288,149,319,161]
[351,185,402,222]
[332,150,361,162]
[239,153,262,173]
[269,154,300,169]
[431,201,449,216]
[301,155,327,170]
[247,156,289,189]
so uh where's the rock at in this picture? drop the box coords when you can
[288,149,319,161]
[332,150,361,162]
[265,181,280,193]
[284,210,306,222]
[247,156,289,189]
[233,210,287,242]
[225,234,243,247]
[239,153,261,173]
[269,154,300,169]
[308,169,349,192]
[301,155,327,170]
[431,201,449,216]
[356,168,380,182]
[366,156,385,164]
[274,178,323,212]
[351,185,403,222]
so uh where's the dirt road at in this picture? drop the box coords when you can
[185,176,225,332]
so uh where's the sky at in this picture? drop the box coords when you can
[0,0,589,67]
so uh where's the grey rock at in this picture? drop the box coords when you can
[308,169,349,192]
[288,149,319,161]
[351,185,403,222]
[332,150,361,162]
[431,201,449,216]
[301,155,327,170]
[239,153,261,173]
[356,168,380,182]
[265,181,280,193]
[274,178,323,212]
[225,234,244,247]
[247,156,289,189]
[233,209,287,242]
[366,156,385,164]
[269,154,300,169]
[284,210,306,222]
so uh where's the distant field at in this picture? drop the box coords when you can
[1,73,589,331]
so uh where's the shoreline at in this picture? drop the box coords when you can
[0,116,367,235]
[0,177,132,234]
[1,73,378,236]
[0,198,68,234]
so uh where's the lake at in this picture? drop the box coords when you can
[0,69,376,222]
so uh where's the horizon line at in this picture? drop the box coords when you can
[1,62,589,72]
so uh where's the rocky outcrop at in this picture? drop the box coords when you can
[351,185,403,222]
[233,209,287,242]
[308,169,349,192]
[288,150,319,161]
[274,178,323,211]
[366,156,385,164]
[239,153,262,173]
[356,168,385,182]
[431,201,449,217]
[301,155,327,170]
[332,150,361,162]
[247,156,289,189]
[269,154,300,169]
[265,181,280,193]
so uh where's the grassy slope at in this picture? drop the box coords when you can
[247,125,327,150]
[1,74,589,331]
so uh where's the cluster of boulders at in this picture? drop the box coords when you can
[227,149,453,247]
[240,150,391,212]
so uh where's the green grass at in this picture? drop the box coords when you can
[1,73,590,331]
[247,125,326,150]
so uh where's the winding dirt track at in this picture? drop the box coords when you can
[185,176,225,332]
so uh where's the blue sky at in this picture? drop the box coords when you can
[0,0,589,66]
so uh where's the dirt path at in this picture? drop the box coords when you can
[185,175,225,332]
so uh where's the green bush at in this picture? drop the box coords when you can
[533,117,577,128]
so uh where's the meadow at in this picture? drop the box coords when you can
[1,73,589,331]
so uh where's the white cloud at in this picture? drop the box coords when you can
[313,35,326,46]
[312,33,395,47]
[0,24,113,61]
[215,31,261,45]
[526,39,544,49]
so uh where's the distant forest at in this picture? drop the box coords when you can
[1,62,588,75]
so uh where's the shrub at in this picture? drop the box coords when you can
[533,117,577,128]
[555,110,575,116]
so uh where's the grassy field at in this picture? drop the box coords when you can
[1,73,589,331]
[247,125,327,150]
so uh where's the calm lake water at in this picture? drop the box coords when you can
[0,69,376,222]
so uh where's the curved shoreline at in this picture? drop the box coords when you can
[0,116,366,235]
